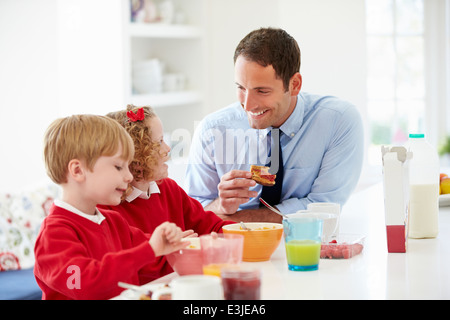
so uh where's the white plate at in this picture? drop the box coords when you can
[112,272,178,300]
[439,194,450,207]
[113,283,169,300]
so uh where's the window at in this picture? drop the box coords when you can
[365,0,425,165]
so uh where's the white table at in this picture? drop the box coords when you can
[250,182,450,300]
[118,182,450,300]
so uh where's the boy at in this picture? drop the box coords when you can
[34,114,189,300]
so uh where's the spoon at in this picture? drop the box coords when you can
[118,282,150,294]
[240,221,251,231]
[259,198,288,219]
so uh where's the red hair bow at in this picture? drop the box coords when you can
[127,108,145,122]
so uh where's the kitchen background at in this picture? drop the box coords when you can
[0,0,449,193]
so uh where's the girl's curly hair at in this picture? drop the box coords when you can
[106,104,161,183]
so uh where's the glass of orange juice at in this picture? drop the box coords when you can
[200,233,244,277]
[282,213,323,271]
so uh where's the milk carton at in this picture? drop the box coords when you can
[381,146,412,253]
[404,134,440,238]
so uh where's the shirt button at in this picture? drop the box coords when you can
[290,132,295,137]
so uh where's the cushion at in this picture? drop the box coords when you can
[0,268,42,300]
[0,182,60,271]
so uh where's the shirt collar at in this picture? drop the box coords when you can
[125,181,160,202]
[279,95,304,139]
[54,199,106,225]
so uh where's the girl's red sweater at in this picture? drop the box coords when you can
[100,178,234,281]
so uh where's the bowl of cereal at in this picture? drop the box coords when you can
[166,237,203,275]
[222,223,283,262]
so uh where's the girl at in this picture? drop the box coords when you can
[100,105,234,280]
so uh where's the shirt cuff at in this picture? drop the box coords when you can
[275,197,308,215]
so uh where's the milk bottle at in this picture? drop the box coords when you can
[405,134,439,238]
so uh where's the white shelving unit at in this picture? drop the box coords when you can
[129,90,202,108]
[123,0,207,111]
[128,22,203,38]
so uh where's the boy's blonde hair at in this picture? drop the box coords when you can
[43,114,135,184]
[106,105,161,182]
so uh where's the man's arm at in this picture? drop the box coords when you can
[275,103,365,214]
[216,207,282,223]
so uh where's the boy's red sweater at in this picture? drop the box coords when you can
[34,205,156,300]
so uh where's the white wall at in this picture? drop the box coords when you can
[278,0,369,166]
[0,0,58,192]
[205,0,280,113]
[278,0,367,108]
[56,0,125,116]
[0,0,369,192]
[205,0,367,119]
[0,0,125,193]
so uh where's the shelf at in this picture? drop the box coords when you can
[129,90,203,108]
[128,23,203,39]
[124,1,206,111]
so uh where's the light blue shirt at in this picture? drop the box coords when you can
[185,92,364,214]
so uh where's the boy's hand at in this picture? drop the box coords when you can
[149,222,190,256]
[181,229,198,239]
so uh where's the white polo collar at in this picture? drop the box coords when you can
[54,199,106,225]
[125,181,160,202]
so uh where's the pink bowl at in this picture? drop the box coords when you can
[166,238,203,275]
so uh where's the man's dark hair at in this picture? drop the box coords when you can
[234,27,301,91]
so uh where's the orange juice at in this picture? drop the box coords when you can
[203,264,228,277]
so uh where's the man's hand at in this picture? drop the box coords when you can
[205,170,258,215]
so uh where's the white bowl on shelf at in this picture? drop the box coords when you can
[133,76,162,94]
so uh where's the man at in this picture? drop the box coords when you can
[185,27,364,222]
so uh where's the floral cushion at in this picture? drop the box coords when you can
[0,183,60,271]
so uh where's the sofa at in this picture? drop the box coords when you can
[0,182,61,300]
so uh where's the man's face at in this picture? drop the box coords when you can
[234,56,299,129]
